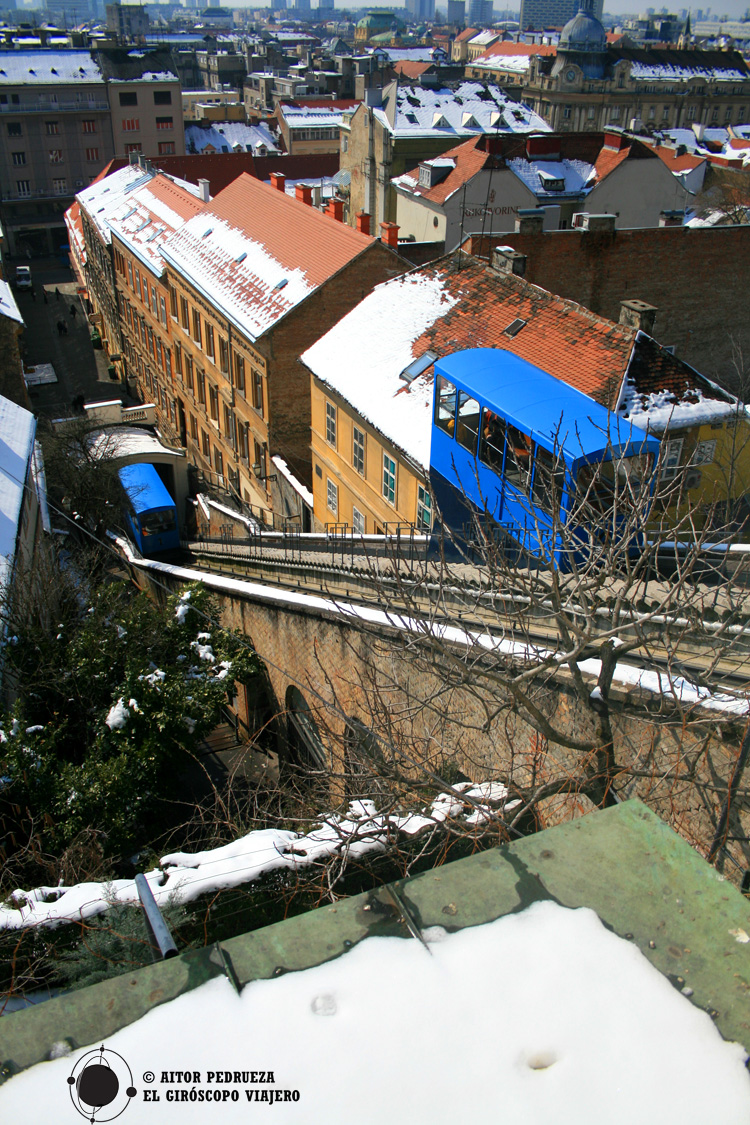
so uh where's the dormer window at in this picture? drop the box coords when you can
[462,112,480,128]
[432,112,450,128]
[538,170,565,191]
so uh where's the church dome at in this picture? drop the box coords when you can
[559,5,606,53]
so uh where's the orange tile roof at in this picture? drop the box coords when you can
[477,41,556,59]
[394,60,433,78]
[161,172,376,342]
[652,146,706,172]
[591,144,634,183]
[406,258,635,405]
[394,136,491,204]
[728,137,750,150]
[455,26,479,42]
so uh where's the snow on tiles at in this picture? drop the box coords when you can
[2,901,749,1124]
[302,272,458,469]
[161,214,314,342]
[0,792,516,930]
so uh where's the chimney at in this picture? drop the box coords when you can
[573,213,616,232]
[492,246,527,276]
[198,178,210,203]
[295,183,313,206]
[659,209,685,227]
[525,133,561,161]
[326,198,345,223]
[692,121,706,142]
[270,171,286,193]
[514,208,545,235]
[356,211,371,236]
[379,221,400,248]
[603,126,626,151]
[619,299,657,335]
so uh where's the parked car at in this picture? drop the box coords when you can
[14,266,32,291]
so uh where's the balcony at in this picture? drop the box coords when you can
[0,99,109,114]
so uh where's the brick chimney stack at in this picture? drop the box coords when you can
[514,208,545,235]
[295,183,313,206]
[356,211,371,236]
[379,221,399,248]
[270,172,286,193]
[492,246,527,277]
[619,299,658,335]
[198,178,210,203]
[326,198,345,222]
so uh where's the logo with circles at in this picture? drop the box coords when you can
[67,1046,137,1122]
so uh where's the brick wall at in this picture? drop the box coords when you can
[468,225,750,391]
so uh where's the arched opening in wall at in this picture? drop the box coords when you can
[285,685,327,779]
[343,717,385,800]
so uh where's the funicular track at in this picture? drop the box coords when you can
[178,534,750,698]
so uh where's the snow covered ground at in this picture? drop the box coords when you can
[1,901,748,1123]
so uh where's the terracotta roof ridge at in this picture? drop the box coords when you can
[491,267,638,338]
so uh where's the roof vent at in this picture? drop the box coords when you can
[399,350,437,383]
[504,318,527,337]
[274,278,288,290]
[202,227,213,238]
[235,251,247,263]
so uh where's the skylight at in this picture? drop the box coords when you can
[399,350,438,383]
[505,318,527,337]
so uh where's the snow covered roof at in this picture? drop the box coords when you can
[278,105,347,129]
[87,426,185,462]
[0,395,36,591]
[508,156,594,197]
[0,49,103,85]
[382,81,548,139]
[0,280,23,326]
[468,29,501,46]
[303,259,725,468]
[76,164,157,246]
[105,173,206,276]
[185,121,280,156]
[160,173,374,344]
[629,58,747,81]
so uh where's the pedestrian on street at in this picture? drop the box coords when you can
[55,288,60,301]
[56,320,64,336]
[69,303,77,320]
[43,288,48,304]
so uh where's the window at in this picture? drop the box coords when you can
[82,120,97,134]
[45,121,59,135]
[184,354,194,395]
[353,426,365,475]
[53,177,67,195]
[201,430,210,458]
[725,106,733,121]
[124,143,142,156]
[587,106,595,120]
[159,295,167,327]
[214,448,224,479]
[85,147,100,162]
[16,180,30,197]
[327,478,338,515]
[504,422,533,487]
[563,105,571,119]
[352,506,365,534]
[435,375,457,435]
[156,116,173,130]
[209,385,219,423]
[660,437,684,480]
[711,107,719,121]
[150,284,158,316]
[686,106,695,121]
[135,269,142,301]
[456,391,480,454]
[169,284,178,318]
[531,445,566,516]
[480,410,506,473]
[122,118,140,132]
[224,405,235,448]
[192,308,202,346]
[127,260,134,288]
[662,105,670,119]
[154,90,172,105]
[180,295,189,329]
[219,336,229,374]
[325,400,337,447]
[158,141,175,156]
[252,368,263,414]
[610,106,621,120]
[239,420,249,461]
[6,122,21,136]
[190,414,198,441]
[692,439,716,466]
[205,323,215,359]
[12,151,26,166]
[234,353,245,395]
[49,149,63,163]
[197,369,206,405]
[382,453,396,506]
[119,91,138,107]
[648,105,655,119]
[417,485,431,531]
[174,342,182,376]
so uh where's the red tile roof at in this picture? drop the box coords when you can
[476,41,557,59]
[161,172,376,342]
[393,60,433,78]
[652,146,706,172]
[395,136,492,204]
[454,26,479,42]
[104,152,340,198]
